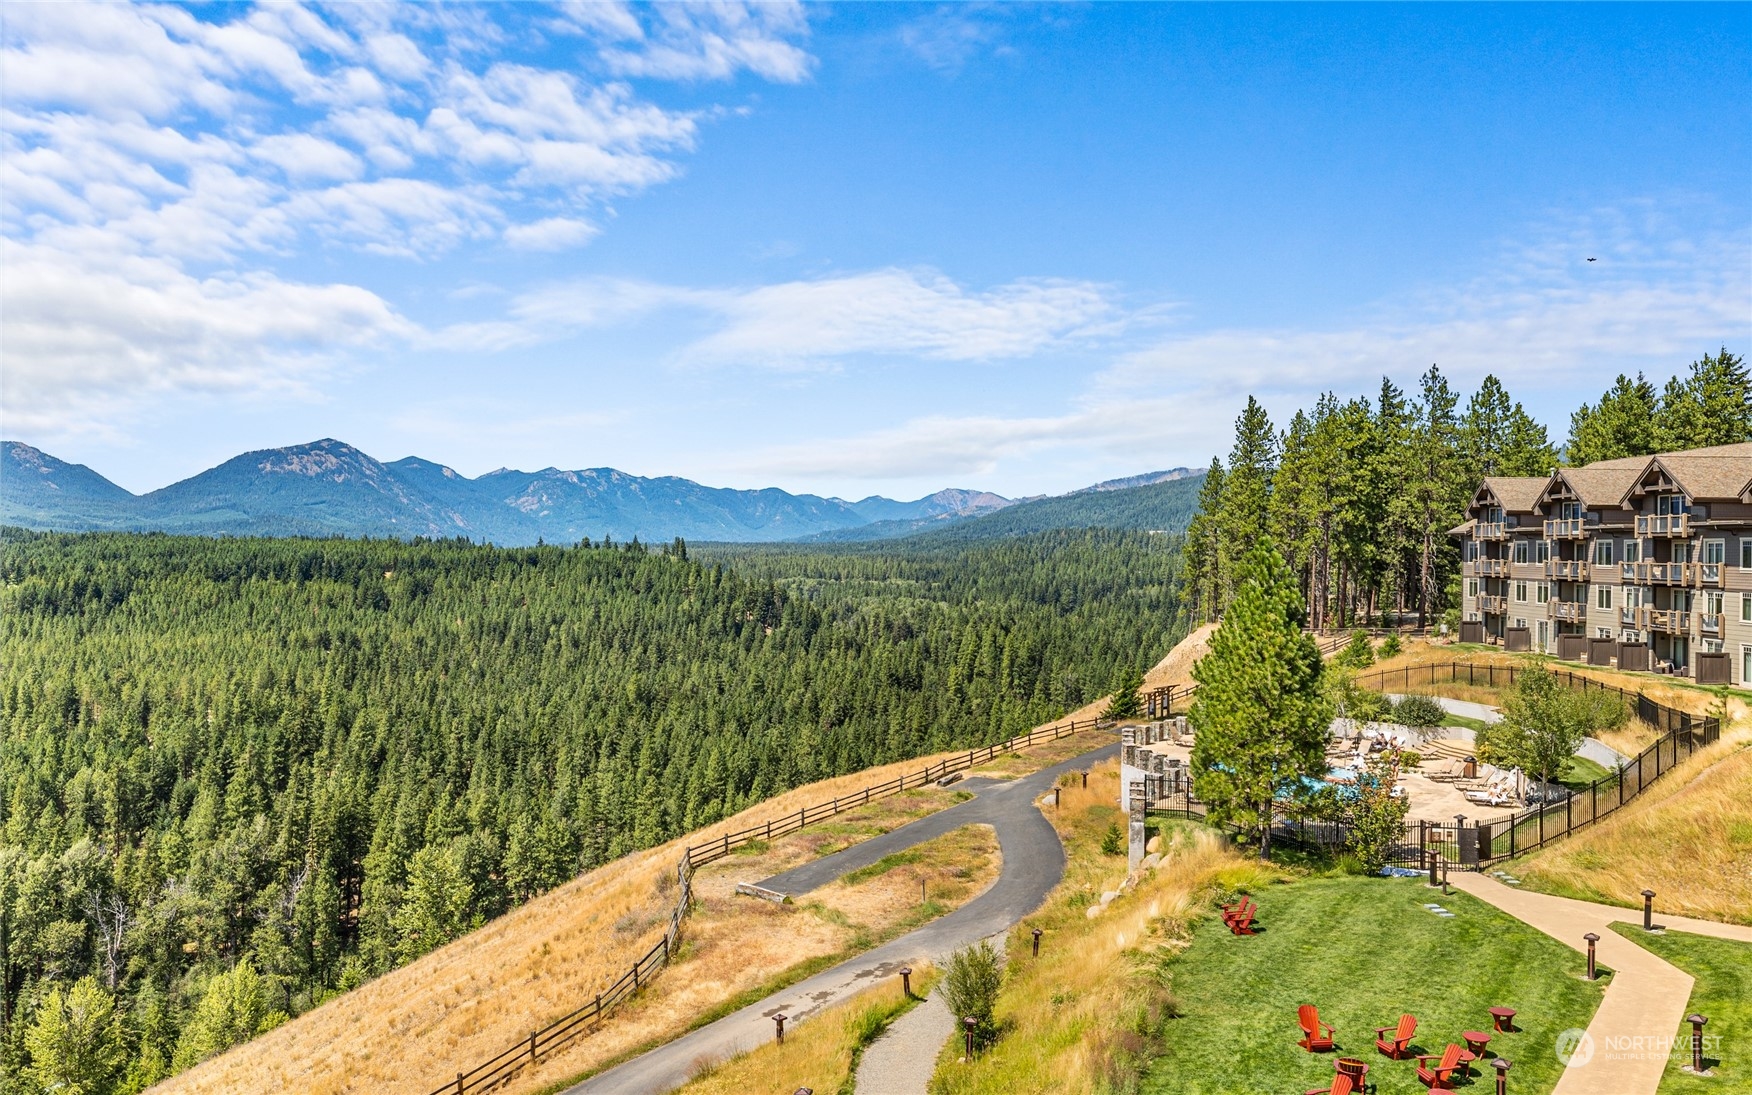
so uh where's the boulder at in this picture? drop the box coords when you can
[1145,835,1163,854]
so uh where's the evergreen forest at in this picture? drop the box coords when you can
[1183,349,1751,629]
[0,526,1185,1090]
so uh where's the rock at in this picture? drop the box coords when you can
[1140,853,1161,871]
[1100,890,1119,905]
[1085,904,1104,919]
[1145,835,1162,854]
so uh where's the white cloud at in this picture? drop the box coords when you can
[250,133,364,182]
[503,216,600,251]
[598,2,814,83]
[0,241,413,436]
[898,5,1013,74]
[507,268,1118,368]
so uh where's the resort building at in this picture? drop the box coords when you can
[1455,441,1752,685]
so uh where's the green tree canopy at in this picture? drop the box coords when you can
[1190,539,1331,858]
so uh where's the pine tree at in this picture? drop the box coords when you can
[1464,374,1557,478]
[1657,347,1752,450]
[1183,458,1226,622]
[1102,665,1144,721]
[1190,539,1331,858]
[1565,373,1660,464]
[1216,397,1278,612]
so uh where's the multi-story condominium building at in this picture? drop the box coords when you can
[1454,442,1752,686]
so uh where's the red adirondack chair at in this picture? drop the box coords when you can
[1304,1073,1356,1095]
[1374,1013,1417,1059]
[1220,894,1251,922]
[1297,1004,1336,1052]
[1416,1043,1466,1090]
[1225,899,1258,935]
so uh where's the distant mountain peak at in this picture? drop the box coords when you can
[1073,469,1198,494]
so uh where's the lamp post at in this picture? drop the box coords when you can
[899,967,912,998]
[1686,1014,1708,1075]
[1642,889,1657,930]
[1492,1057,1510,1095]
[773,1013,787,1045]
[1032,928,1043,958]
[963,1015,977,1060]
[1584,932,1599,980]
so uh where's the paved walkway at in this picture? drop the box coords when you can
[853,992,953,1095]
[1447,872,1752,1094]
[563,741,1117,1095]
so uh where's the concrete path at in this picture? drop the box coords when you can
[853,992,953,1095]
[563,740,1117,1095]
[1446,872,1752,1094]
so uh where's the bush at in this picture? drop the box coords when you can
[1392,694,1446,728]
[1334,629,1375,669]
[1103,665,1144,721]
[1566,688,1628,736]
[1100,823,1125,856]
[939,940,1005,1051]
[1378,634,1403,659]
[1327,672,1391,723]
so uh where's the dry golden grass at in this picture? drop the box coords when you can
[1515,732,1752,925]
[930,759,1280,1095]
[150,727,1102,1095]
[671,965,940,1095]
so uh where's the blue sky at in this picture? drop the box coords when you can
[3,2,1748,499]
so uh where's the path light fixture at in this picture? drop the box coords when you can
[795,1089,814,1095]
[1493,1057,1510,1095]
[1032,927,1043,957]
[899,967,912,997]
[964,1015,977,1060]
[1642,889,1657,930]
[1687,1014,1709,1075]
[773,1013,787,1045]
[1583,932,1599,980]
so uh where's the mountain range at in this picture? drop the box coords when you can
[2,438,1200,545]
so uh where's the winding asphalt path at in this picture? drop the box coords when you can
[563,739,1118,1095]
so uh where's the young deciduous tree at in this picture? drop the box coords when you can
[25,976,128,1095]
[939,939,1004,1050]
[1344,749,1411,873]
[1477,668,1583,792]
[1190,539,1332,858]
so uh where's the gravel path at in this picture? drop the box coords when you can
[853,991,953,1095]
[563,740,1115,1095]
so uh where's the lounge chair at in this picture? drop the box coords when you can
[1297,1004,1336,1052]
[1305,1074,1356,1095]
[1375,1013,1417,1058]
[1416,1043,1466,1089]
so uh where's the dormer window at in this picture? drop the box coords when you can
[1655,494,1687,516]
[1560,501,1583,521]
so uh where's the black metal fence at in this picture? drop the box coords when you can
[1150,660,1723,871]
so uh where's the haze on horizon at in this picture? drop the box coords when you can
[2,2,1748,499]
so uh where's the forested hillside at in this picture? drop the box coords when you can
[0,527,1185,1091]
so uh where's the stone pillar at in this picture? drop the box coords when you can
[1128,785,1148,869]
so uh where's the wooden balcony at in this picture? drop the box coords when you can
[1544,517,1586,539]
[1701,613,1722,635]
[1545,559,1588,581]
[1636,513,1691,537]
[1644,608,1691,634]
[1620,606,1641,628]
[1548,600,1587,622]
[1477,594,1507,615]
[1696,563,1724,588]
[1646,562,1694,587]
[1473,558,1509,578]
[1474,522,1508,541]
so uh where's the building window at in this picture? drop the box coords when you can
[1742,593,1752,623]
[1593,539,1614,565]
[1514,581,1527,603]
[1514,540,1529,565]
[1703,591,1724,619]
[1596,586,1613,610]
[1702,540,1725,565]
[1536,540,1550,563]
[1655,494,1687,516]
[1624,586,1644,609]
[1623,540,1641,564]
[1742,539,1752,569]
[1673,541,1692,564]
[1536,582,1550,603]
[1468,579,1479,598]
[1597,626,1614,639]
[1622,629,1642,645]
[1743,645,1752,686]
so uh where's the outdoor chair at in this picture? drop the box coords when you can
[1224,898,1258,936]
[1415,1043,1466,1089]
[1374,1014,1417,1058]
[1304,1074,1356,1095]
[1297,1004,1336,1052]
[1220,895,1252,923]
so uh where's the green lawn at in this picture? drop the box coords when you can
[1558,755,1615,793]
[1143,877,1606,1095]
[1611,926,1752,1092]
[1440,711,1492,734]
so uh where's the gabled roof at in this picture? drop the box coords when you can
[1447,518,1475,538]
[1535,462,1647,512]
[1480,476,1548,514]
[1623,442,1752,504]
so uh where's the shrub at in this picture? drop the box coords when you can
[939,940,1005,1050]
[1334,629,1376,669]
[1103,665,1144,721]
[1101,823,1125,856]
[1566,688,1629,736]
[1378,634,1403,659]
[1392,694,1446,728]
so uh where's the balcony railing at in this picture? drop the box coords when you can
[1477,595,1507,615]
[1647,562,1694,586]
[1697,563,1723,587]
[1473,558,1509,578]
[1701,613,1722,635]
[1474,522,1508,541]
[1543,517,1586,539]
[1548,600,1587,622]
[1620,606,1641,627]
[1645,608,1691,634]
[1636,513,1691,537]
[1545,560,1588,581]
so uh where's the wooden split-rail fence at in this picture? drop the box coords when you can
[424,712,1128,1094]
